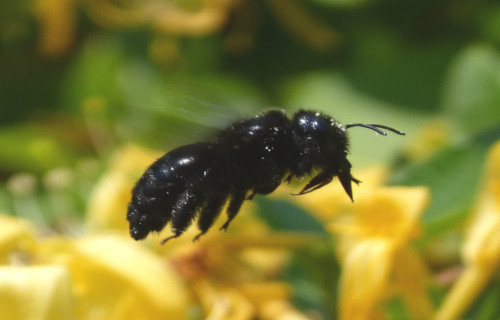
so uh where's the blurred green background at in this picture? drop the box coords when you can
[2,0,500,226]
[1,0,500,318]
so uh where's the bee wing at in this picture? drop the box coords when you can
[117,65,265,147]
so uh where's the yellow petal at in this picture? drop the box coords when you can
[198,284,254,320]
[482,140,500,209]
[463,141,500,265]
[73,235,188,316]
[339,238,393,320]
[238,282,291,306]
[434,264,489,320]
[85,171,132,233]
[0,265,74,320]
[86,145,161,232]
[436,141,500,320]
[265,0,339,51]
[392,248,434,319]
[259,299,310,320]
[463,199,500,265]
[330,186,428,262]
[403,120,450,161]
[39,234,189,320]
[0,214,36,263]
[351,186,429,245]
[34,0,75,56]
[238,282,310,320]
[463,140,500,265]
[83,0,233,36]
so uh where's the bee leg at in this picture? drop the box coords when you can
[162,189,205,244]
[219,190,247,232]
[293,171,333,195]
[193,193,228,241]
[161,234,179,245]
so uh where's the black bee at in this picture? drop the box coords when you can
[127,109,404,244]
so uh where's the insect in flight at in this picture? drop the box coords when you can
[127,109,405,244]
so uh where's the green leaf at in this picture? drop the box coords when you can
[254,196,328,235]
[442,44,500,133]
[389,126,500,238]
[464,278,500,320]
[61,36,127,114]
[0,186,13,214]
[386,297,411,320]
[0,125,82,174]
[283,245,340,319]
[347,38,455,112]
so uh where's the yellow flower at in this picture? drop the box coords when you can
[34,0,76,56]
[403,120,450,162]
[435,140,500,320]
[38,234,190,320]
[284,166,388,220]
[0,211,190,320]
[79,0,340,60]
[329,185,432,320]
[0,265,74,320]
[0,214,36,263]
[168,233,313,319]
[86,145,161,234]
[0,215,74,320]
[196,279,308,320]
[264,0,339,51]
[282,165,432,319]
[81,0,235,35]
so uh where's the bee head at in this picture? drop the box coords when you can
[292,110,405,199]
[293,110,350,161]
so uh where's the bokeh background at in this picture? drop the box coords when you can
[1,0,500,319]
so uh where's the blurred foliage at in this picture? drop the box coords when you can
[1,0,500,319]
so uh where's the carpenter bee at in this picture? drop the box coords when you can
[127,109,405,244]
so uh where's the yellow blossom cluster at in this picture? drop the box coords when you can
[2,139,500,319]
[291,165,433,320]
[0,145,310,320]
[289,140,500,319]
[435,141,500,320]
[32,0,340,58]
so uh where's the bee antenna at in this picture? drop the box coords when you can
[345,123,405,136]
